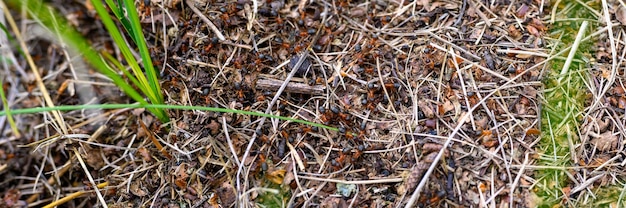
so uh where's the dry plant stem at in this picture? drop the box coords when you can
[427,31,480,61]
[222,116,241,167]
[558,21,588,83]
[296,175,403,184]
[1,1,68,134]
[256,78,326,95]
[184,0,225,41]
[404,66,536,208]
[429,42,510,82]
[139,119,172,159]
[72,148,108,208]
[42,182,108,208]
[26,124,108,203]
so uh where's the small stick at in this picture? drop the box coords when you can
[72,148,108,208]
[222,117,241,167]
[185,0,225,41]
[256,78,326,95]
[558,21,588,83]
[297,175,403,184]
[139,119,172,159]
[43,182,109,208]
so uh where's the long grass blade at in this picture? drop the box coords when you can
[122,0,163,104]
[0,103,339,132]
[90,0,167,121]
[0,79,19,137]
[4,0,163,119]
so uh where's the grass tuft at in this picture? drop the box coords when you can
[5,0,169,122]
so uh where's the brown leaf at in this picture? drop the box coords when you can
[84,147,104,170]
[526,25,539,37]
[530,18,547,31]
[590,132,618,151]
[130,182,147,197]
[418,100,435,118]
[481,133,498,148]
[207,120,220,135]
[618,97,626,109]
[422,143,443,153]
[508,25,522,40]
[137,147,152,163]
[216,182,236,207]
[439,100,455,115]
[174,164,189,189]
[321,197,348,208]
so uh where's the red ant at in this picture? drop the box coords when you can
[234,82,245,101]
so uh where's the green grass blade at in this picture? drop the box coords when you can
[4,0,164,120]
[104,0,136,44]
[89,0,168,121]
[89,0,149,88]
[122,0,163,104]
[0,103,338,132]
[101,51,143,92]
[0,79,20,137]
[6,0,146,103]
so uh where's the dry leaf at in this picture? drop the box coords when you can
[590,132,618,151]
[526,25,539,37]
[84,148,105,169]
[618,97,626,109]
[137,147,152,163]
[130,182,147,197]
[174,164,189,189]
[320,197,348,208]
[508,24,522,40]
[209,194,220,208]
[217,182,236,207]
[439,100,455,115]
[418,100,435,118]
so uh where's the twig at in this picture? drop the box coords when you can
[256,78,326,95]
[297,175,403,184]
[185,0,225,41]
[237,36,317,207]
[587,0,617,114]
[139,118,172,159]
[72,148,108,208]
[427,31,481,61]
[222,116,241,167]
[236,14,329,205]
[42,182,109,208]
[454,0,468,26]
[558,21,588,83]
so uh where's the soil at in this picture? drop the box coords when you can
[1,0,623,207]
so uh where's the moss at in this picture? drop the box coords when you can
[532,0,626,206]
[537,1,598,206]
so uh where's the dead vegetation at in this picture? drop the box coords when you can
[7,0,624,207]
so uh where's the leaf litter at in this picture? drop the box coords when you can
[5,0,624,207]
